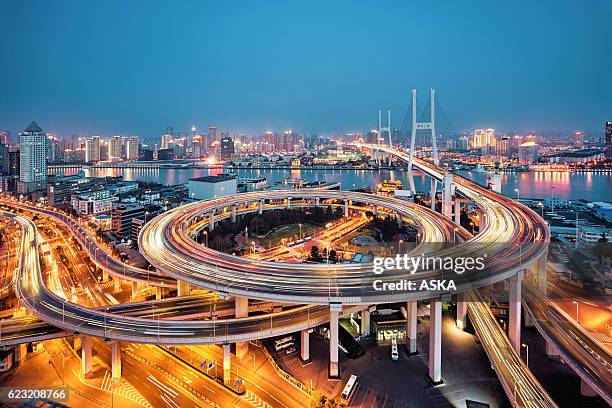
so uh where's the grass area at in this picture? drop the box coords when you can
[258,222,319,248]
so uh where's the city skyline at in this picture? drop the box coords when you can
[2,1,611,138]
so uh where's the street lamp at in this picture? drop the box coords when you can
[521,343,529,367]
[453,227,458,244]
[203,230,208,247]
[398,239,403,254]
[514,188,520,200]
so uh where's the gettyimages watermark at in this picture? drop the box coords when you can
[371,254,487,292]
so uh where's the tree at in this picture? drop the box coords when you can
[310,246,321,261]
[329,249,337,262]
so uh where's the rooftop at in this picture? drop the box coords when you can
[190,174,237,183]
[23,121,44,134]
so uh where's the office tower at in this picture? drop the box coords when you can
[85,136,101,163]
[125,137,139,161]
[47,133,61,163]
[518,142,539,164]
[0,142,8,174]
[192,135,203,158]
[0,131,9,145]
[220,136,234,161]
[207,126,218,148]
[606,121,612,162]
[18,121,48,193]
[109,135,123,161]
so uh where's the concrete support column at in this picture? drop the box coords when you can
[235,297,249,361]
[73,336,82,352]
[523,307,534,327]
[442,174,453,219]
[258,200,263,215]
[287,197,292,209]
[478,211,486,231]
[315,196,320,207]
[14,343,27,366]
[155,286,164,300]
[329,303,341,378]
[113,277,121,291]
[537,251,548,293]
[102,269,109,282]
[395,212,402,227]
[210,210,215,231]
[131,281,139,298]
[344,200,349,218]
[428,299,442,384]
[360,309,371,336]
[222,344,231,386]
[545,341,560,360]
[300,329,311,363]
[430,179,437,211]
[580,379,597,397]
[111,341,121,380]
[456,293,468,330]
[81,336,93,379]
[406,301,418,355]
[231,205,237,223]
[509,271,523,353]
[454,200,462,224]
[177,280,190,297]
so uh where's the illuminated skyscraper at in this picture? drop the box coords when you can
[85,136,100,163]
[18,121,47,193]
[605,121,612,161]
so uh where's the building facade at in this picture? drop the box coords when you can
[18,121,48,193]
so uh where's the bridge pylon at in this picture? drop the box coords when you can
[407,88,439,208]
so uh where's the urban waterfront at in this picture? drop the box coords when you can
[56,166,612,202]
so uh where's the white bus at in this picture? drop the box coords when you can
[341,374,358,404]
[391,336,399,361]
[274,336,294,351]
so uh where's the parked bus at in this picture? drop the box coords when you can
[274,336,294,351]
[391,336,399,361]
[341,374,358,404]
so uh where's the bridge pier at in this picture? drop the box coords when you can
[430,179,437,211]
[395,211,402,227]
[442,174,453,219]
[156,286,164,300]
[360,309,371,336]
[287,197,291,209]
[131,281,140,298]
[300,329,311,364]
[231,205,237,223]
[477,210,486,231]
[111,341,121,380]
[209,209,215,231]
[456,293,468,330]
[177,280,190,297]
[315,196,320,207]
[509,271,523,353]
[102,269,109,282]
[13,343,27,366]
[222,344,231,386]
[536,251,548,293]
[454,199,462,224]
[328,303,341,379]
[580,379,597,397]
[428,299,442,384]
[545,341,560,360]
[235,297,249,361]
[258,199,263,215]
[344,200,349,218]
[406,301,418,355]
[81,336,93,379]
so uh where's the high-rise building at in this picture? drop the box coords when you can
[220,136,235,161]
[160,133,173,149]
[18,121,48,193]
[192,135,203,159]
[85,137,101,163]
[111,203,145,240]
[518,142,539,164]
[125,137,139,161]
[605,121,612,162]
[0,131,9,145]
[496,137,511,158]
[471,129,496,149]
[109,136,123,161]
[0,143,8,175]
[207,126,218,149]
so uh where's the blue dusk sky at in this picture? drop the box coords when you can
[1,0,611,139]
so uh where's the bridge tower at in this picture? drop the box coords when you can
[407,89,439,209]
[376,109,392,165]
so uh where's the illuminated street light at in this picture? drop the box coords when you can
[521,343,529,367]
